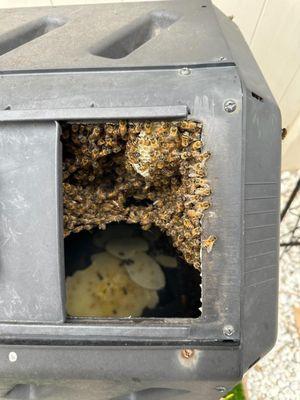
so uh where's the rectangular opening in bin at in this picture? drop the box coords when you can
[90,10,179,59]
[62,120,211,319]
[0,17,66,57]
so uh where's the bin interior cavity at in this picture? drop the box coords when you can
[62,120,211,318]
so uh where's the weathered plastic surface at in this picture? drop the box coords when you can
[0,122,64,323]
[0,1,281,399]
[0,0,232,71]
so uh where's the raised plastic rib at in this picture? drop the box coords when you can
[0,105,188,122]
[0,17,66,57]
[90,10,179,59]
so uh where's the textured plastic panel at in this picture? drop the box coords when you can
[0,346,241,400]
[242,89,281,371]
[215,8,282,370]
[0,122,64,323]
[0,66,243,343]
[0,0,232,72]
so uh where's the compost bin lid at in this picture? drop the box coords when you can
[0,0,233,73]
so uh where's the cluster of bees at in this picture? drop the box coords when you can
[62,120,215,270]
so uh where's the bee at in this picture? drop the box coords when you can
[169,126,178,138]
[192,163,207,177]
[179,120,198,132]
[181,132,190,147]
[112,145,122,153]
[198,151,211,162]
[183,219,194,229]
[73,226,83,234]
[79,125,85,134]
[196,201,211,211]
[71,133,81,145]
[140,214,152,227]
[136,163,149,173]
[143,121,152,135]
[156,160,164,170]
[151,140,160,150]
[61,129,70,141]
[68,163,78,174]
[194,177,210,187]
[64,183,74,194]
[67,200,78,211]
[107,189,118,199]
[105,136,117,148]
[195,187,211,196]
[191,227,201,237]
[177,234,185,244]
[97,138,105,146]
[100,148,112,156]
[174,202,184,213]
[71,124,79,133]
[156,123,168,136]
[181,151,191,160]
[101,203,114,212]
[89,127,101,141]
[153,199,163,208]
[119,120,127,136]
[191,140,203,150]
[202,235,217,253]
[81,156,90,168]
[85,125,93,134]
[74,195,83,202]
[193,261,201,270]
[91,149,99,160]
[104,124,114,135]
[80,145,89,156]
[187,209,198,218]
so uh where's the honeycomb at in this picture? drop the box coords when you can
[62,120,215,269]
[66,251,159,318]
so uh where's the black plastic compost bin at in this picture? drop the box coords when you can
[0,1,281,399]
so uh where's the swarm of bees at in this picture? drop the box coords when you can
[62,120,214,269]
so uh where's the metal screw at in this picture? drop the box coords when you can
[215,386,227,393]
[223,324,235,337]
[179,67,191,76]
[218,56,226,61]
[181,349,194,359]
[224,99,237,113]
[8,352,17,363]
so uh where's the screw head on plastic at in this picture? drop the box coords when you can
[8,352,17,363]
[224,99,237,113]
[223,324,235,337]
[179,67,191,76]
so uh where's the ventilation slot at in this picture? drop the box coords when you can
[5,384,58,399]
[90,10,179,59]
[251,92,264,102]
[0,17,66,57]
[111,388,190,400]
